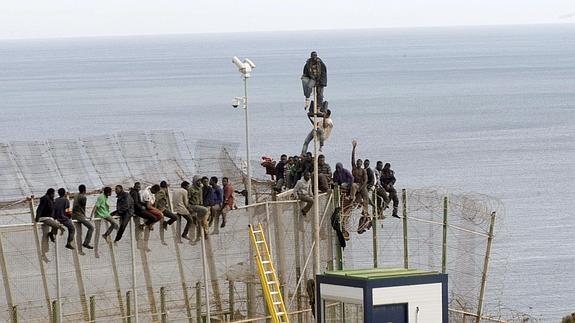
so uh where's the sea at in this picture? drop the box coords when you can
[1,24,574,321]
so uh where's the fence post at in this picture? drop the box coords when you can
[126,290,132,323]
[334,185,343,270]
[402,189,409,269]
[54,234,63,323]
[89,296,96,323]
[475,212,496,323]
[130,218,139,323]
[371,189,378,268]
[52,300,59,323]
[228,280,235,321]
[196,282,202,323]
[11,305,18,323]
[0,232,15,314]
[442,196,448,274]
[160,287,167,323]
[28,196,53,318]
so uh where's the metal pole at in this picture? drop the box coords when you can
[312,86,321,323]
[334,185,343,270]
[160,287,167,323]
[442,196,448,274]
[52,300,59,323]
[228,280,235,321]
[475,212,496,323]
[11,305,18,323]
[402,189,409,269]
[196,282,202,323]
[200,228,211,322]
[130,219,139,323]
[372,190,378,268]
[89,296,96,323]
[0,233,15,312]
[55,234,63,323]
[28,196,53,318]
[126,291,132,323]
[243,76,252,205]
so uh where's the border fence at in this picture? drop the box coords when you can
[0,131,534,322]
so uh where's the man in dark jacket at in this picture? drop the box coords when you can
[36,188,65,253]
[113,185,135,242]
[53,188,75,249]
[129,182,158,230]
[72,184,94,250]
[301,51,327,108]
[156,181,177,231]
[381,163,399,218]
[274,154,287,192]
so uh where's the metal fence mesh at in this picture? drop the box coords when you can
[0,132,526,322]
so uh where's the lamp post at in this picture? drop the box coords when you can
[232,56,256,205]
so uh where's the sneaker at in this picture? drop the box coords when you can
[59,226,66,235]
[65,243,75,250]
[162,222,168,231]
[304,98,310,109]
[319,146,323,152]
[48,233,55,243]
[220,221,226,228]
[82,243,94,250]
[392,213,400,219]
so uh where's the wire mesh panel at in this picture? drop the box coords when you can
[10,141,65,198]
[48,139,98,191]
[0,143,28,201]
[82,134,132,189]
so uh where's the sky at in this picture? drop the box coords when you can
[1,0,574,40]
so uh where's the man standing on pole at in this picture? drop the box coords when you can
[301,51,327,109]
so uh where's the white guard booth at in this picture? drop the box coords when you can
[316,268,448,323]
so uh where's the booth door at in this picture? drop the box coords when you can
[373,303,408,323]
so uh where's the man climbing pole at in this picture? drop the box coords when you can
[301,109,333,154]
[301,51,327,109]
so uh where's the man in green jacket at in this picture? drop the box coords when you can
[187,175,209,241]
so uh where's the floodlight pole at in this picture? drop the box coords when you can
[243,75,253,205]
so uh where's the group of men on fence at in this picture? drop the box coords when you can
[260,51,400,236]
[35,176,237,254]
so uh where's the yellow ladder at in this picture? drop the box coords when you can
[249,223,290,323]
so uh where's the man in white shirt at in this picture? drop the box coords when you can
[301,109,333,154]
[294,172,313,216]
[172,181,194,240]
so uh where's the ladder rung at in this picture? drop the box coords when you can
[267,281,276,284]
[270,291,279,295]
[252,230,262,233]
[273,301,282,305]
[264,271,273,274]
[262,260,270,264]
[256,240,265,244]
[277,312,285,315]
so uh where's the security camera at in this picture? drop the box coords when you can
[232,97,243,108]
[232,56,244,70]
[244,58,256,69]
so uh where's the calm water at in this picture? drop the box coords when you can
[1,25,574,320]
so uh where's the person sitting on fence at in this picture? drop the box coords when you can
[53,188,76,250]
[284,156,296,189]
[140,184,163,230]
[351,140,369,216]
[381,162,400,218]
[188,176,209,241]
[294,172,313,216]
[35,188,66,250]
[172,181,193,240]
[209,176,224,234]
[274,154,288,192]
[155,181,177,231]
[314,154,332,193]
[260,156,276,180]
[72,184,94,250]
[92,187,118,242]
[373,161,387,218]
[112,185,134,242]
[221,177,235,228]
[130,182,159,230]
[332,162,354,196]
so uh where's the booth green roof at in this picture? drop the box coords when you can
[324,268,439,280]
